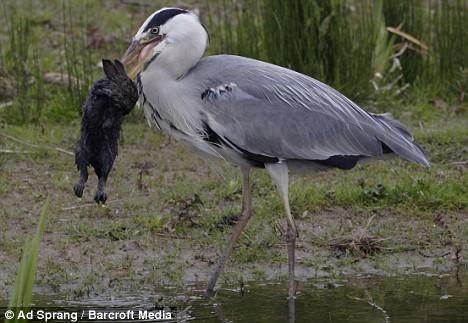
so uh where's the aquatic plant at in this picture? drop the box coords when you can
[6,198,49,323]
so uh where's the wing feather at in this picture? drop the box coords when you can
[186,55,429,166]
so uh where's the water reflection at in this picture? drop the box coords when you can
[288,296,295,323]
[1,272,467,323]
[197,271,468,323]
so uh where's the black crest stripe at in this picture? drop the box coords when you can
[143,8,188,32]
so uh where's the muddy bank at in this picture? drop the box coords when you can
[0,123,466,298]
[1,205,465,298]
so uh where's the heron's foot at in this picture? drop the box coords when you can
[206,168,252,298]
[287,281,299,300]
[94,190,107,204]
[288,295,296,323]
[206,208,252,295]
[276,221,299,239]
[74,181,85,198]
[286,223,297,300]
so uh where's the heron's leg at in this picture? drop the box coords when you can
[206,167,252,295]
[265,163,297,302]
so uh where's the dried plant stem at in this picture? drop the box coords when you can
[0,132,74,156]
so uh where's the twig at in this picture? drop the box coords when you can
[387,26,428,52]
[364,214,376,231]
[43,72,78,86]
[176,305,195,322]
[448,161,467,166]
[348,293,391,323]
[154,233,192,240]
[0,132,74,156]
[0,149,35,154]
[61,199,121,211]
[417,250,451,258]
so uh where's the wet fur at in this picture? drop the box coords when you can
[74,59,138,203]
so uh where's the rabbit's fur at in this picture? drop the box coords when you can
[74,59,138,203]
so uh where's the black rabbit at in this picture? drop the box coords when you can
[74,59,138,203]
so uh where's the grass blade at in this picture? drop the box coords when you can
[6,198,50,322]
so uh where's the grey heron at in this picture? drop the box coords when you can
[121,7,429,300]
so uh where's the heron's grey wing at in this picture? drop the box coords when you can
[190,55,429,166]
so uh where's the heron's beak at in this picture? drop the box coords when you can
[121,36,163,80]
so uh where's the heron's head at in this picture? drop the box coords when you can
[122,8,208,80]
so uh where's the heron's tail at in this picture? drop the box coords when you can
[372,113,430,167]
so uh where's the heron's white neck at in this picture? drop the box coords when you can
[142,14,208,81]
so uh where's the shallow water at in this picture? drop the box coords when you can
[2,271,468,322]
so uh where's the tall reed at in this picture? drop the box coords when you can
[206,0,467,103]
[61,0,95,112]
[430,0,467,95]
[7,198,49,323]
[2,3,32,123]
[1,1,45,123]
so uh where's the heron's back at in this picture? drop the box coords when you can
[180,55,430,168]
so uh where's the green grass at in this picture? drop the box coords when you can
[0,112,466,296]
[6,198,49,322]
[1,2,44,124]
[0,0,154,124]
[1,0,466,125]
[0,0,466,299]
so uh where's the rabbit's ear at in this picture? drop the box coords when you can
[113,60,127,76]
[102,59,117,79]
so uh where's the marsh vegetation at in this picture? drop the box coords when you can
[0,0,466,321]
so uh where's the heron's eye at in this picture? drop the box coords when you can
[150,26,160,35]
